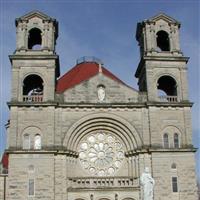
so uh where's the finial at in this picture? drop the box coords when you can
[98,63,102,73]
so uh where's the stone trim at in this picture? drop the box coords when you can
[125,147,197,156]
[7,101,193,108]
[5,149,79,157]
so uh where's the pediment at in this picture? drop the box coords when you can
[15,10,55,25]
[147,13,180,25]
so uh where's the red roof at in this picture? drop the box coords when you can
[56,62,129,93]
[2,153,8,169]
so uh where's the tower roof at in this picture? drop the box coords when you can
[146,13,181,25]
[15,10,57,26]
[56,61,133,93]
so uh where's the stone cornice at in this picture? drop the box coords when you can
[5,149,79,158]
[135,56,189,78]
[0,174,8,177]
[7,101,57,108]
[9,54,59,61]
[7,101,193,108]
[126,147,197,157]
[143,55,189,62]
[146,101,193,107]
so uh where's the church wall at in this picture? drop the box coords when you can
[0,175,6,200]
[8,106,56,149]
[68,190,140,200]
[152,152,198,200]
[148,106,193,147]
[7,154,55,200]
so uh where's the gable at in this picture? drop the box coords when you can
[56,62,134,93]
[62,73,139,103]
[15,10,56,26]
[147,13,180,26]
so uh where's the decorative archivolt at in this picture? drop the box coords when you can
[21,126,42,136]
[63,112,142,152]
[162,125,182,135]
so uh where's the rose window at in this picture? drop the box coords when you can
[78,132,124,176]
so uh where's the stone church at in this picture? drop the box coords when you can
[0,11,198,200]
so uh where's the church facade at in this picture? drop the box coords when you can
[0,11,198,200]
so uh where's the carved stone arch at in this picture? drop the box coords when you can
[162,125,183,147]
[75,199,86,200]
[21,126,42,136]
[27,26,43,50]
[22,72,46,88]
[97,198,111,200]
[27,25,43,33]
[22,72,46,91]
[154,72,179,93]
[122,198,136,200]
[98,199,110,200]
[22,72,45,84]
[22,73,45,101]
[154,73,179,100]
[162,125,183,135]
[63,112,143,152]
[21,126,42,149]
[155,72,178,85]
[156,30,170,51]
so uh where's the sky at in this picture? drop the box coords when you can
[0,0,199,180]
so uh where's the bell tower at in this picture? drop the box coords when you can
[9,10,60,102]
[135,13,189,102]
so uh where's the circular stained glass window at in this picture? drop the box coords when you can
[78,132,125,176]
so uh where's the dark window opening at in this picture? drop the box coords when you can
[163,133,169,148]
[28,179,35,196]
[28,28,42,50]
[171,163,177,169]
[23,74,43,102]
[172,177,178,192]
[156,30,170,51]
[157,76,177,96]
[174,133,179,148]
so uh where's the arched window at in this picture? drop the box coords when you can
[171,163,177,170]
[157,76,177,102]
[98,199,111,200]
[34,134,41,150]
[23,134,30,149]
[122,198,135,200]
[156,30,170,51]
[163,133,169,148]
[23,74,43,102]
[75,199,85,200]
[28,165,35,173]
[174,133,179,148]
[28,28,42,50]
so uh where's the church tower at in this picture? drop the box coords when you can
[9,10,60,102]
[135,13,189,102]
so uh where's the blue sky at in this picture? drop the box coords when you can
[0,0,199,180]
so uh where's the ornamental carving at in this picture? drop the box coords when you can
[79,132,125,176]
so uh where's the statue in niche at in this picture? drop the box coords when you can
[97,85,105,102]
[140,167,155,200]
